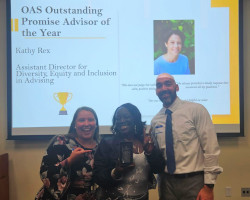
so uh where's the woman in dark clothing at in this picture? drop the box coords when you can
[94,103,165,200]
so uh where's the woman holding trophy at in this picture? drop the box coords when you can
[94,103,165,200]
[35,106,99,200]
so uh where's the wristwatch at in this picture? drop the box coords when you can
[205,184,214,188]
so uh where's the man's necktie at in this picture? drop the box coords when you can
[165,109,176,174]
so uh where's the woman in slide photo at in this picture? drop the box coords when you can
[154,30,190,75]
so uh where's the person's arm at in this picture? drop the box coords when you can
[154,57,161,75]
[195,105,223,184]
[195,105,223,199]
[184,55,190,74]
[144,130,165,174]
[39,135,72,199]
[93,137,119,188]
[145,148,165,174]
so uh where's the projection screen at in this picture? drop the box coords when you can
[7,0,243,139]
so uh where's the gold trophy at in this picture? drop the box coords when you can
[53,92,73,115]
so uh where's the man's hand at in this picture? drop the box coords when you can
[196,185,214,200]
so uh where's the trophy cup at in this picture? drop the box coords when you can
[119,142,133,166]
[53,92,73,115]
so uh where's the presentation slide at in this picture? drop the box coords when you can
[8,0,242,138]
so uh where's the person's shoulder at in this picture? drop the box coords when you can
[98,135,120,152]
[181,99,201,106]
[151,108,165,122]
[49,134,69,144]
[178,54,188,60]
[180,99,208,112]
[154,55,164,63]
[46,134,72,152]
[99,135,116,145]
[154,56,163,75]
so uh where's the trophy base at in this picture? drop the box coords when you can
[59,110,68,115]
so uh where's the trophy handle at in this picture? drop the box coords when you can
[66,93,73,103]
[53,93,60,103]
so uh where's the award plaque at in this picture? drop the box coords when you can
[120,142,133,166]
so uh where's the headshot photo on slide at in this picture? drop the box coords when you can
[154,20,195,75]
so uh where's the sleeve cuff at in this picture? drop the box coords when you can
[111,168,122,180]
[204,172,219,184]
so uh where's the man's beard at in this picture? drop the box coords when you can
[158,90,177,107]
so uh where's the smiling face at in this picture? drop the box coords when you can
[156,75,179,108]
[114,107,135,136]
[165,34,182,57]
[75,110,97,141]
